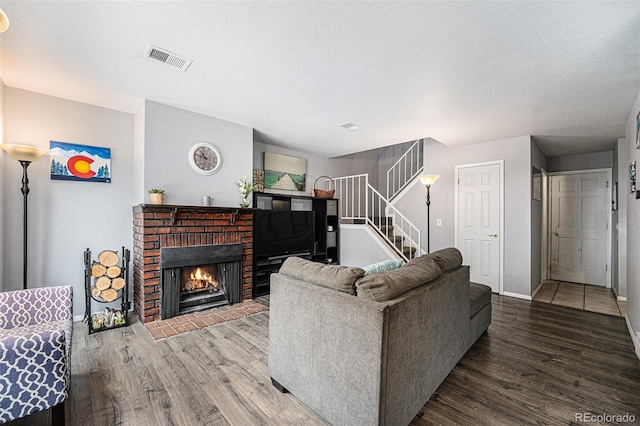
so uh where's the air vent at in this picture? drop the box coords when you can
[144,45,193,71]
[340,122,361,131]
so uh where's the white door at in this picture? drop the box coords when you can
[456,162,502,293]
[549,172,608,286]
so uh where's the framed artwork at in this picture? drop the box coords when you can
[532,166,541,201]
[630,161,636,193]
[50,141,111,183]
[612,182,618,211]
[263,152,307,191]
[637,110,640,149]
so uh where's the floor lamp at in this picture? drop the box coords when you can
[1,144,48,289]
[418,174,440,253]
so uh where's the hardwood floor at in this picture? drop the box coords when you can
[10,295,640,425]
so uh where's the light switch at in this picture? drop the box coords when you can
[436,219,442,226]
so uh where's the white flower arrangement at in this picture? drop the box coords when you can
[236,175,254,199]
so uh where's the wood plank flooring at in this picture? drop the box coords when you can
[9,295,640,425]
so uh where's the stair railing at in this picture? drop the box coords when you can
[333,174,420,261]
[386,139,424,201]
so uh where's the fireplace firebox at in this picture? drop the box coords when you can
[160,244,242,319]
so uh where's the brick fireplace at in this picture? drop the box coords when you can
[132,204,253,323]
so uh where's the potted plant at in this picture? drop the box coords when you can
[148,188,165,205]
[236,176,254,208]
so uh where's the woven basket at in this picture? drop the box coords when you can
[313,176,336,198]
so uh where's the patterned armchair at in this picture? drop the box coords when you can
[0,286,73,424]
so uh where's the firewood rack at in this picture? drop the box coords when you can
[83,247,131,334]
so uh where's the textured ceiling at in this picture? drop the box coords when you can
[0,1,638,157]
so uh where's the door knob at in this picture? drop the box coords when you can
[553,231,559,236]
[487,233,498,237]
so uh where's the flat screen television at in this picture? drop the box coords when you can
[255,210,315,258]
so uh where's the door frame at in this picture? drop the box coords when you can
[547,168,613,288]
[541,168,549,281]
[454,160,505,294]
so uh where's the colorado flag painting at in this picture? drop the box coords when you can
[50,141,111,183]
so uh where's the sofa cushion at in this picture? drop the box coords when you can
[470,282,492,317]
[363,259,405,275]
[278,257,365,295]
[356,258,441,302]
[424,248,463,272]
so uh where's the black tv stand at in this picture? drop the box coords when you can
[252,192,339,297]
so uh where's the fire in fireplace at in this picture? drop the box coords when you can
[160,244,243,319]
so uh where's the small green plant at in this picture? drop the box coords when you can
[148,188,165,194]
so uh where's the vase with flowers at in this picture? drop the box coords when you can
[236,175,254,208]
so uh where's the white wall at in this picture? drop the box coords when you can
[3,88,134,316]
[339,225,401,267]
[623,90,640,350]
[133,101,145,205]
[141,101,253,207]
[422,136,533,297]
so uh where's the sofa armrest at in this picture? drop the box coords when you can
[0,325,68,423]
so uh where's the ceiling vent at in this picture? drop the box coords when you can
[143,45,193,71]
[340,122,361,131]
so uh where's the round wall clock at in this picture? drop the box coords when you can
[188,142,222,175]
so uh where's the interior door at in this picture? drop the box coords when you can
[549,172,608,286]
[456,162,501,293]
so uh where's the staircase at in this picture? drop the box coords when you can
[332,140,425,261]
[333,174,421,261]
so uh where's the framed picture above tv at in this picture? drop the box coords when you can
[264,152,307,191]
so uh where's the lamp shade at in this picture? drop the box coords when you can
[0,8,9,33]
[418,174,440,187]
[1,144,48,162]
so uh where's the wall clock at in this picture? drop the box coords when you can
[188,142,222,175]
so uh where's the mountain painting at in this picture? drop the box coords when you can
[50,141,111,183]
[264,152,306,191]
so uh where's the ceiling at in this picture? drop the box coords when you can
[1,1,638,158]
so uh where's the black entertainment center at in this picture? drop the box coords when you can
[252,192,339,297]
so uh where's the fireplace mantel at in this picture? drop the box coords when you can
[132,204,254,323]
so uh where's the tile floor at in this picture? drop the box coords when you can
[144,300,269,341]
[533,280,627,317]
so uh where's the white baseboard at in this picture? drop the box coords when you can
[624,314,640,360]
[618,296,628,302]
[502,291,532,301]
[530,282,543,299]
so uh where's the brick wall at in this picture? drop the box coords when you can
[132,204,253,323]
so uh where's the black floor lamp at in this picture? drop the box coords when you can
[418,174,440,253]
[1,144,48,289]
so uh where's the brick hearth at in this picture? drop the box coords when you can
[132,204,254,323]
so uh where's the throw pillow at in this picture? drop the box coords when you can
[355,257,441,302]
[278,257,365,295]
[362,259,405,275]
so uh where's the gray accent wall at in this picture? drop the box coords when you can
[141,101,253,207]
[531,141,547,294]
[623,90,640,343]
[547,151,613,172]
[3,88,134,316]
[423,135,533,297]
[0,78,5,292]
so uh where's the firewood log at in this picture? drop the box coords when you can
[98,250,119,267]
[91,286,102,298]
[101,288,118,302]
[106,266,122,278]
[111,277,125,290]
[95,276,111,291]
[91,262,107,277]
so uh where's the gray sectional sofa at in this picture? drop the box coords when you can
[268,248,492,426]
